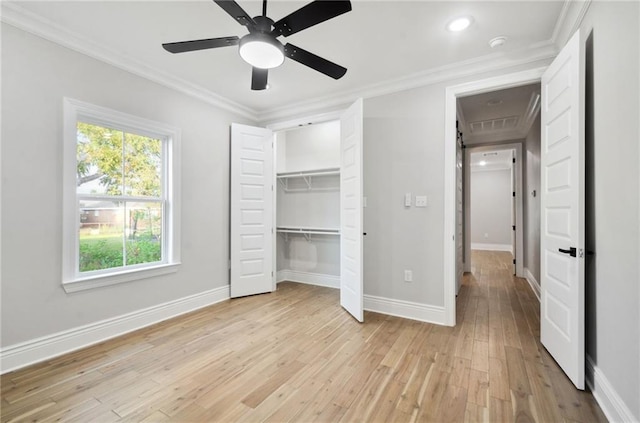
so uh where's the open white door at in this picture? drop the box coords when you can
[230,123,274,298]
[455,136,464,294]
[340,99,364,322]
[540,30,585,389]
[511,150,516,275]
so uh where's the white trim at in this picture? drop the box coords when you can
[63,263,181,293]
[265,110,343,131]
[0,286,230,374]
[586,355,639,423]
[364,295,446,326]
[471,243,513,253]
[62,98,181,290]
[445,68,546,328]
[0,2,560,125]
[276,270,340,289]
[0,3,255,120]
[523,267,541,302]
[258,45,556,123]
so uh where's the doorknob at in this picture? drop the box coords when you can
[558,247,577,257]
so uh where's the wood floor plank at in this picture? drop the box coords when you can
[488,357,511,402]
[504,345,532,394]
[0,254,606,423]
[467,369,489,407]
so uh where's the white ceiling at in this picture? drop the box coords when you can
[4,1,566,120]
[458,83,541,145]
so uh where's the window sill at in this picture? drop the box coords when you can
[62,263,181,293]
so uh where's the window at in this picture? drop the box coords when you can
[63,98,180,292]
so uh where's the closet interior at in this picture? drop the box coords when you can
[274,120,341,288]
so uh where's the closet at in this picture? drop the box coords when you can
[230,99,364,321]
[275,121,341,289]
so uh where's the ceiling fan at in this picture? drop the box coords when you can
[162,0,352,91]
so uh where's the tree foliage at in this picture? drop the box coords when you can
[76,122,162,197]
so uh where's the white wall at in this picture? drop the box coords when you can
[578,2,640,421]
[275,122,341,278]
[0,23,255,348]
[523,114,541,283]
[470,168,512,249]
[361,59,550,308]
[275,120,340,173]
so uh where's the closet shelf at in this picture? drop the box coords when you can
[277,226,340,241]
[276,167,340,179]
[277,168,340,191]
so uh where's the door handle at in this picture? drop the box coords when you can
[558,247,577,257]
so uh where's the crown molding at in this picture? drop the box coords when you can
[258,43,557,123]
[551,0,592,48]
[2,1,583,125]
[0,2,258,121]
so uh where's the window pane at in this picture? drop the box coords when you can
[125,202,163,266]
[124,133,162,198]
[76,122,124,196]
[79,200,124,272]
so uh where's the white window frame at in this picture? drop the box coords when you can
[62,98,181,293]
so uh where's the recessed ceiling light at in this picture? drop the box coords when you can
[489,36,508,48]
[479,160,487,166]
[447,16,473,32]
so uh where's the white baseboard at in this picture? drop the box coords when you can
[523,267,541,301]
[277,270,340,289]
[0,285,230,374]
[586,355,639,423]
[364,295,447,326]
[471,243,513,253]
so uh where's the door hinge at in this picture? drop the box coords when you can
[512,157,516,164]
[513,191,516,197]
[512,225,516,231]
[228,259,231,269]
[513,259,516,264]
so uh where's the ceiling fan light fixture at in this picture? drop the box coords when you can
[239,33,285,69]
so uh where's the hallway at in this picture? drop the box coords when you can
[460,250,605,422]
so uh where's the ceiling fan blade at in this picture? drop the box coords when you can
[251,68,268,91]
[272,0,351,37]
[213,0,256,27]
[162,36,239,53]
[284,43,347,80]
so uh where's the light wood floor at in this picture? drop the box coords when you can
[1,251,606,422]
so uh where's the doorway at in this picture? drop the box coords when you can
[444,68,544,326]
[467,147,518,274]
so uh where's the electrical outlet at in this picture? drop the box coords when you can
[404,270,413,282]
[415,195,427,207]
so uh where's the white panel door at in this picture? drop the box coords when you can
[340,99,364,322]
[540,29,585,389]
[511,150,516,275]
[230,123,274,298]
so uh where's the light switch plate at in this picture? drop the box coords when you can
[415,196,428,207]
[404,193,412,207]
